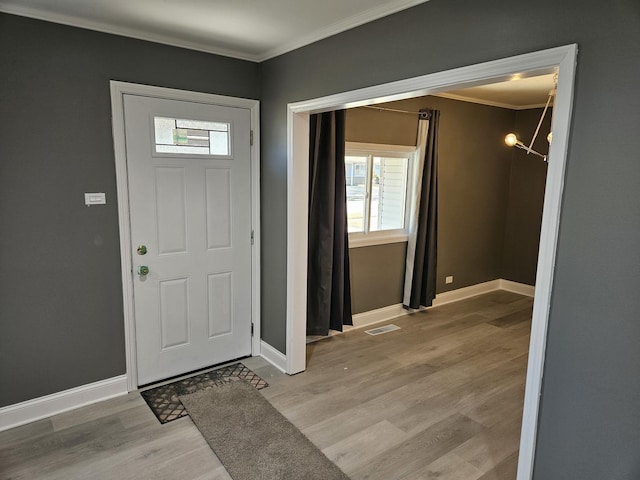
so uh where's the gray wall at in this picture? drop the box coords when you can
[0,13,259,407]
[502,108,551,285]
[349,243,407,314]
[259,0,640,478]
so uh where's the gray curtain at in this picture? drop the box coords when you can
[307,110,353,335]
[404,109,439,309]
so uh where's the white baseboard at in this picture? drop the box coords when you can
[432,279,502,307]
[259,340,287,373]
[0,375,128,432]
[352,303,414,329]
[352,282,497,331]
[499,279,535,297]
[350,279,535,332]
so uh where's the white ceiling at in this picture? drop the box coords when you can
[440,74,557,109]
[0,0,430,62]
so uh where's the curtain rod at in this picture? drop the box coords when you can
[363,105,430,118]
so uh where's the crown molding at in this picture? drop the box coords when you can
[434,91,548,110]
[257,0,431,61]
[0,4,261,62]
[1,0,430,63]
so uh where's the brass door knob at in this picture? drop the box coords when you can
[137,245,148,255]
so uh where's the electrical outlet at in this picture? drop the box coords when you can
[445,275,454,284]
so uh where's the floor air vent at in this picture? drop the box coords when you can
[365,324,401,336]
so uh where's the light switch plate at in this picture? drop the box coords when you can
[85,192,106,206]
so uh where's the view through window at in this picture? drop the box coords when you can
[345,145,413,238]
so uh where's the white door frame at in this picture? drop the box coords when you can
[110,81,261,391]
[286,44,578,480]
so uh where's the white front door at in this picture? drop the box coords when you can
[123,94,252,385]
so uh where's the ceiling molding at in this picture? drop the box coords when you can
[0,3,260,61]
[257,0,430,61]
[433,91,548,110]
[0,0,431,63]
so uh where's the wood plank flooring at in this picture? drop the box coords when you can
[0,290,532,480]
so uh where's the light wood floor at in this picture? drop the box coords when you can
[0,290,532,480]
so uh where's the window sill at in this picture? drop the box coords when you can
[348,232,409,248]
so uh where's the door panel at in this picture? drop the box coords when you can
[159,278,190,349]
[205,168,232,249]
[123,94,252,385]
[208,272,233,338]
[155,167,188,254]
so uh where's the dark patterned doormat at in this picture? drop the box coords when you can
[140,363,268,424]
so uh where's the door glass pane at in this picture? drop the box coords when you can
[209,130,230,155]
[154,117,230,156]
[345,155,367,232]
[371,157,408,231]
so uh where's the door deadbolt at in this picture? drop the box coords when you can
[137,245,148,255]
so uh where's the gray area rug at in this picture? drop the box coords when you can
[179,380,350,480]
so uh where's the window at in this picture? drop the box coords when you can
[345,142,416,247]
[154,117,230,156]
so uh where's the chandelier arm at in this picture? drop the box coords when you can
[527,91,554,154]
[515,142,546,159]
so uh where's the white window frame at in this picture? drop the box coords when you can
[346,142,417,248]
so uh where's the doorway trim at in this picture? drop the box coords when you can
[110,81,261,391]
[286,44,577,479]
